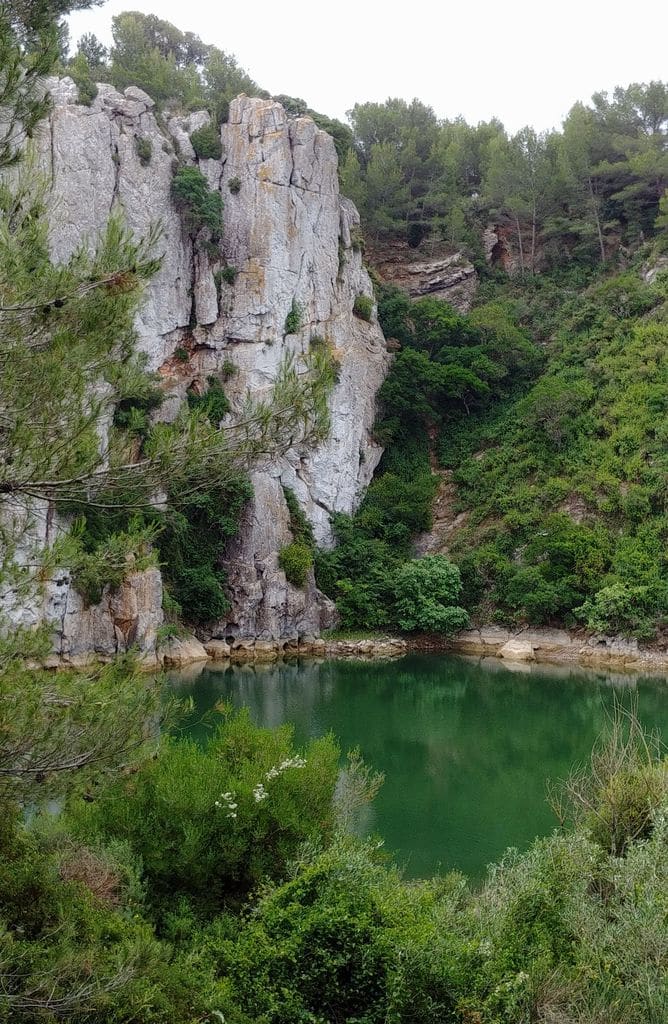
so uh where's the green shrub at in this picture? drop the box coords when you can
[171,166,223,241]
[393,556,470,633]
[70,519,158,605]
[279,541,313,587]
[190,121,223,160]
[222,839,437,1024]
[576,582,658,639]
[174,345,189,362]
[68,712,340,917]
[220,264,237,285]
[551,710,668,857]
[282,486,314,547]
[134,135,152,166]
[113,377,164,440]
[221,358,237,380]
[228,175,241,194]
[156,622,183,644]
[69,51,98,106]
[157,471,252,624]
[284,298,303,335]
[353,293,374,321]
[186,376,230,423]
[316,436,440,630]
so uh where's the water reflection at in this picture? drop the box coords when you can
[168,654,668,880]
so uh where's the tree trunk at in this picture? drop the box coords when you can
[530,200,537,275]
[514,213,525,278]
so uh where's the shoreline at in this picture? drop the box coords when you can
[38,626,668,676]
[159,625,668,675]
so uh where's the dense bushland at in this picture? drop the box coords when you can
[341,85,667,267]
[3,655,668,1023]
[316,291,541,631]
[318,265,668,639]
[444,265,668,635]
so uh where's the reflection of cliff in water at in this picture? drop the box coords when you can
[167,654,668,880]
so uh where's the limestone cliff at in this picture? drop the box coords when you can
[2,80,389,658]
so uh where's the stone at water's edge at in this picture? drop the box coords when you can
[449,626,668,671]
[161,635,209,668]
[1,83,390,658]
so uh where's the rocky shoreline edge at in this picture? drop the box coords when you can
[32,626,668,675]
[153,626,668,675]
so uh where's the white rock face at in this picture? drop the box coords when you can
[1,84,389,649]
[213,472,337,640]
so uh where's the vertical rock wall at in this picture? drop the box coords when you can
[1,82,389,654]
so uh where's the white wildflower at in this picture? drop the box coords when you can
[251,755,307,805]
[215,791,238,818]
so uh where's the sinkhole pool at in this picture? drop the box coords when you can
[168,653,668,880]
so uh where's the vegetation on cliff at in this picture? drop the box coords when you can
[56,11,668,637]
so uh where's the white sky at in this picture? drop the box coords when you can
[68,0,667,134]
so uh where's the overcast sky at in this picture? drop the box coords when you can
[68,0,667,134]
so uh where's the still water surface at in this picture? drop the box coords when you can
[169,654,668,880]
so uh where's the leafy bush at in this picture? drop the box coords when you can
[393,556,470,633]
[171,166,223,241]
[221,358,237,380]
[190,121,223,160]
[576,583,659,639]
[69,51,98,106]
[551,710,668,857]
[228,175,241,194]
[112,370,164,439]
[282,486,315,547]
[316,436,439,630]
[68,712,340,917]
[222,838,449,1024]
[220,264,237,284]
[353,293,374,321]
[70,518,159,605]
[157,472,251,624]
[186,376,230,423]
[284,298,303,335]
[279,541,313,587]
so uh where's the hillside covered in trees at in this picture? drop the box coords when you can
[319,85,668,641]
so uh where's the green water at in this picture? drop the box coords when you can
[168,653,668,880]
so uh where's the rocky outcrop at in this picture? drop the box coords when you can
[39,568,162,669]
[448,626,668,671]
[160,633,209,668]
[1,81,390,656]
[368,240,477,312]
[176,634,408,666]
[210,472,337,641]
